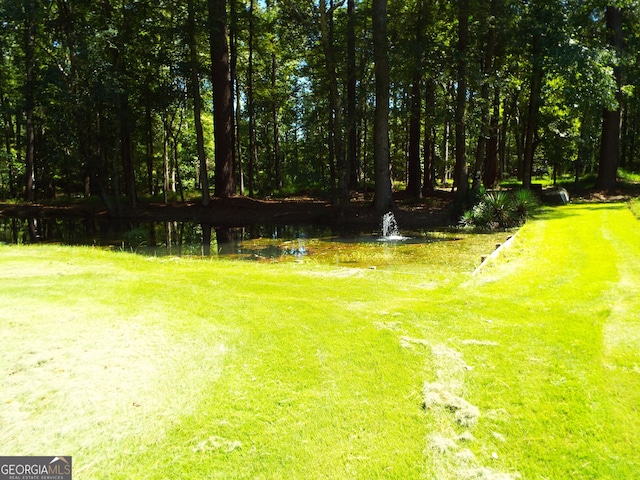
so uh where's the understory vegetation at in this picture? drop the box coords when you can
[459,188,541,230]
[1,2,639,204]
[1,202,639,479]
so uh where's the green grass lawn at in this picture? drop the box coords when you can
[1,202,639,479]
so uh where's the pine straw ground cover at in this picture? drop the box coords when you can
[1,201,639,479]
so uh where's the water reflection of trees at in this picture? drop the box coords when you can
[0,217,327,258]
[215,227,243,256]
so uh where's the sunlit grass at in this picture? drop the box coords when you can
[618,169,640,184]
[1,202,639,478]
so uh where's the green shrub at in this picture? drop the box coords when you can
[459,209,476,228]
[460,188,540,230]
[484,191,516,227]
[512,188,541,220]
[470,198,496,230]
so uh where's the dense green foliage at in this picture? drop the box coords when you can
[1,1,639,204]
[1,203,640,478]
[460,188,540,230]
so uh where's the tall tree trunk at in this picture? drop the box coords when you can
[513,93,525,180]
[24,0,36,202]
[328,111,337,200]
[171,128,185,202]
[407,72,422,197]
[230,0,243,194]
[372,0,393,211]
[347,0,358,190]
[187,0,210,206]
[443,82,454,185]
[620,96,629,169]
[209,0,235,197]
[422,78,436,195]
[319,0,348,210]
[484,89,500,187]
[235,86,244,195]
[596,5,623,191]
[523,32,543,190]
[499,94,510,181]
[265,0,281,190]
[407,0,426,198]
[96,100,121,216]
[627,100,638,170]
[247,0,257,196]
[108,139,122,215]
[453,0,469,204]
[270,40,282,190]
[118,92,137,207]
[162,112,170,204]
[162,105,182,203]
[1,89,16,198]
[145,90,154,195]
[472,0,496,192]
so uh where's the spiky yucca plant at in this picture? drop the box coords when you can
[459,209,476,228]
[512,188,541,221]
[483,191,515,227]
[460,189,540,230]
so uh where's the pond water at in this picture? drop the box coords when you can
[0,216,457,266]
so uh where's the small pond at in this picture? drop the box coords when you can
[0,216,459,266]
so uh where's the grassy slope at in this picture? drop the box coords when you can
[459,204,640,479]
[1,202,639,479]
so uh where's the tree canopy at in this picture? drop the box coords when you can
[1,0,638,209]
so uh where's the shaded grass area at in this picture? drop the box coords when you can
[1,203,640,478]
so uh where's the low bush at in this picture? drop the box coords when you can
[460,188,540,230]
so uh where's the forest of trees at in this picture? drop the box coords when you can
[0,0,639,212]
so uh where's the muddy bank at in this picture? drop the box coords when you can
[0,194,456,231]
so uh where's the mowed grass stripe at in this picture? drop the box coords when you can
[456,203,640,479]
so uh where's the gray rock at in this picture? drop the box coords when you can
[543,187,570,205]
